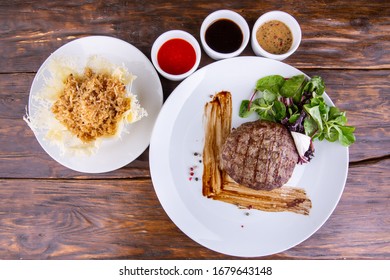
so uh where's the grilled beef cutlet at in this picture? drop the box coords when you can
[220,120,298,190]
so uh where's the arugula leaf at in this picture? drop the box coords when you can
[326,126,339,142]
[329,106,342,120]
[239,100,253,118]
[319,101,330,122]
[324,107,355,146]
[338,126,356,146]
[263,89,277,102]
[303,76,325,96]
[273,100,287,121]
[255,75,285,95]
[305,100,356,146]
[239,96,286,122]
[303,104,324,131]
[289,112,301,124]
[239,98,274,121]
[280,74,306,98]
[252,98,276,121]
[304,116,318,137]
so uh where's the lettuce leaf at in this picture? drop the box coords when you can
[240,74,355,147]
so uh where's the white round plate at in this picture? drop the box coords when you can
[29,36,163,173]
[150,57,348,257]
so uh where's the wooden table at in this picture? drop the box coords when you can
[0,0,389,260]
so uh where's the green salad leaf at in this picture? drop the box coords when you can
[280,74,305,98]
[255,75,285,95]
[303,103,323,131]
[239,74,356,147]
[303,75,325,96]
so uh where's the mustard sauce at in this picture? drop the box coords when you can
[256,20,293,55]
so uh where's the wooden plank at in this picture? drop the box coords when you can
[280,158,390,259]
[0,1,389,73]
[0,158,388,259]
[0,178,220,259]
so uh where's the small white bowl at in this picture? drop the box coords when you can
[200,10,250,60]
[251,11,301,61]
[151,30,201,81]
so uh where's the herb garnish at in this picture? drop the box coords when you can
[239,75,355,147]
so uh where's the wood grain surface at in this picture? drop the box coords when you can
[0,0,389,259]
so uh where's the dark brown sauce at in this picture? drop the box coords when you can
[205,19,243,53]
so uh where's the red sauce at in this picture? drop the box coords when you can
[157,38,196,75]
